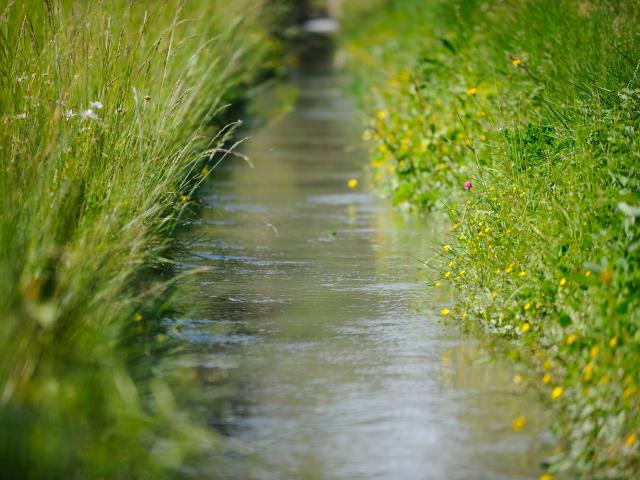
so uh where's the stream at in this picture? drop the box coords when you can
[170,35,550,480]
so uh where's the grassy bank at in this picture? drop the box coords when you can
[343,0,640,478]
[0,1,291,477]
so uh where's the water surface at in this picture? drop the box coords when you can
[172,41,549,480]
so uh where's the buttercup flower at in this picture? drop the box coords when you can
[625,433,637,447]
[512,416,526,432]
[551,386,563,399]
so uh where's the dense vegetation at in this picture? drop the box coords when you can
[343,0,640,478]
[0,1,290,477]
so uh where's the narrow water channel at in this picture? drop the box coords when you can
[172,36,549,480]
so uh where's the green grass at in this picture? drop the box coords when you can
[0,1,291,477]
[343,0,640,478]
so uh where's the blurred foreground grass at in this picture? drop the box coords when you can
[343,0,640,478]
[0,0,291,477]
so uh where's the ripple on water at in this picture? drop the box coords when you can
[305,192,377,206]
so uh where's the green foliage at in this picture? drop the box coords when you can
[344,0,640,477]
[0,0,283,477]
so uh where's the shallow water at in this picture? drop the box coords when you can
[171,41,550,480]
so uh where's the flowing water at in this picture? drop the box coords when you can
[171,37,550,480]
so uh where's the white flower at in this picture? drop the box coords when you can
[16,74,27,82]
[80,109,98,121]
[65,109,75,120]
[89,101,103,110]
[15,113,27,119]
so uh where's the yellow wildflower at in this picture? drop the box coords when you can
[505,264,514,274]
[583,363,593,382]
[543,373,551,384]
[180,195,189,204]
[521,322,531,333]
[559,277,567,286]
[467,87,478,96]
[348,178,358,189]
[512,58,522,67]
[444,244,451,252]
[202,166,209,176]
[539,475,552,480]
[133,313,143,322]
[445,271,452,278]
[550,386,563,400]
[609,337,618,348]
[518,271,526,278]
[512,416,526,432]
[377,110,388,120]
[600,266,613,283]
[566,335,575,345]
[491,291,497,298]
[625,433,637,447]
[434,281,441,287]
[543,359,552,370]
[590,345,599,359]
[524,303,531,310]
[585,270,592,277]
[440,307,450,316]
[623,385,637,399]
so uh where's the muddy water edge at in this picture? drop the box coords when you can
[166,32,552,480]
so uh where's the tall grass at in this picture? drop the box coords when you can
[0,0,287,477]
[344,0,640,478]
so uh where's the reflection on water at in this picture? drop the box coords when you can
[170,38,551,480]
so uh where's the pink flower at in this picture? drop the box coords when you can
[464,181,473,190]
